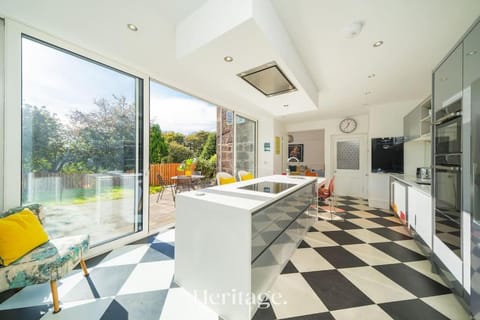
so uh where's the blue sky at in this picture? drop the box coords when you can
[22,37,216,134]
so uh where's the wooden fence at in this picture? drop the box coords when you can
[149,163,181,185]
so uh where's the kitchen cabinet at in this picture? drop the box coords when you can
[391,180,407,223]
[407,187,432,248]
[403,97,432,141]
[433,44,463,114]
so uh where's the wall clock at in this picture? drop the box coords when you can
[339,118,357,133]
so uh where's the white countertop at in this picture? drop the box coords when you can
[389,173,431,196]
[177,175,324,212]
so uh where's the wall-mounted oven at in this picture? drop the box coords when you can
[434,99,462,154]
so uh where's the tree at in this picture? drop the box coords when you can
[67,95,136,172]
[185,130,210,156]
[199,132,216,160]
[22,104,65,172]
[163,131,185,145]
[163,142,193,163]
[150,124,168,164]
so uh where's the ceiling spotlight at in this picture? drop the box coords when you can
[440,77,448,82]
[224,56,234,62]
[364,91,372,95]
[373,40,384,47]
[127,24,138,31]
[467,50,478,56]
[368,73,376,78]
[283,104,289,108]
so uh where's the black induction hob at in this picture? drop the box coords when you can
[238,181,296,194]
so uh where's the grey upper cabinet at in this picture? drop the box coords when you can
[433,44,463,115]
[404,103,422,140]
[403,98,431,141]
[464,22,480,88]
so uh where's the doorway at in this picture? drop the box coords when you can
[331,134,368,198]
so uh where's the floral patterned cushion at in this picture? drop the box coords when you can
[0,205,90,291]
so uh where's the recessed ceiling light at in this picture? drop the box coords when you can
[467,50,478,56]
[364,91,372,95]
[224,56,234,62]
[440,77,448,82]
[127,24,138,31]
[283,104,289,108]
[368,73,376,78]
[373,40,384,47]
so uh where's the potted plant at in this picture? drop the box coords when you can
[177,158,197,176]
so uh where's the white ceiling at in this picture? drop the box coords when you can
[0,0,479,122]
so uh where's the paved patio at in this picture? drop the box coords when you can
[149,189,176,230]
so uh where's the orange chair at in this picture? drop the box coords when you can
[318,176,342,220]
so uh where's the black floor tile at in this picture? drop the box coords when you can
[252,302,276,320]
[329,220,362,230]
[100,300,129,320]
[0,288,21,304]
[113,290,168,320]
[335,205,358,211]
[129,234,158,245]
[369,217,402,227]
[140,243,175,263]
[63,265,136,302]
[371,242,425,262]
[281,261,299,274]
[366,209,393,217]
[81,251,111,268]
[369,228,411,241]
[149,242,175,259]
[302,270,373,310]
[0,305,49,320]
[315,246,368,268]
[374,264,451,297]
[283,312,335,320]
[323,230,364,245]
[379,299,449,320]
[298,240,310,248]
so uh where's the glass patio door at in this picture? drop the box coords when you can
[21,36,143,246]
[235,115,257,176]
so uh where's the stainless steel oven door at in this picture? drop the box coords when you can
[435,116,462,154]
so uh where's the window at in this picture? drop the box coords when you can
[21,36,144,245]
[235,115,257,175]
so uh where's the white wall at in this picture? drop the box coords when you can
[0,20,4,210]
[287,129,325,171]
[285,114,369,178]
[256,116,286,177]
[404,140,431,177]
[368,99,420,138]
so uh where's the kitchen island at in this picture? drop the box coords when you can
[175,175,322,320]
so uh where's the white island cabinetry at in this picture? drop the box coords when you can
[407,187,432,248]
[175,175,321,320]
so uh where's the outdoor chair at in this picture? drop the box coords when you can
[156,174,175,202]
[0,204,90,313]
[216,172,236,185]
[238,170,254,181]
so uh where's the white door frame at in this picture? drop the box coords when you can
[330,134,368,198]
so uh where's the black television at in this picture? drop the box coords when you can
[371,137,404,173]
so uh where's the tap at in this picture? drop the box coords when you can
[287,157,300,162]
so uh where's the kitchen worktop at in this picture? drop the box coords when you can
[389,173,431,196]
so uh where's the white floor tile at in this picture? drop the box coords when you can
[312,220,341,232]
[0,282,52,310]
[97,245,150,268]
[349,211,378,219]
[348,218,384,229]
[343,244,399,266]
[290,248,334,272]
[270,273,328,319]
[303,231,338,247]
[388,226,411,237]
[154,229,175,243]
[40,297,112,320]
[331,304,394,320]
[422,294,471,320]
[117,261,174,295]
[345,229,389,243]
[159,288,218,320]
[339,267,416,304]
[394,240,425,256]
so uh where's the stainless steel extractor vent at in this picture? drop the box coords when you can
[237,61,297,97]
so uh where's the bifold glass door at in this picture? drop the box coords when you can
[21,36,143,245]
[235,115,256,175]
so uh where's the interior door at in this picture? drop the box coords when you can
[332,135,367,198]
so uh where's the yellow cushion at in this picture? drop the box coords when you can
[0,209,49,266]
[241,173,254,181]
[219,176,236,185]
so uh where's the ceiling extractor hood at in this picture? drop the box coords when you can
[237,61,297,97]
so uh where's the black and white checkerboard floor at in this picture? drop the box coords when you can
[0,196,471,319]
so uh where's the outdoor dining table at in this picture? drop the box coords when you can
[171,175,205,193]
